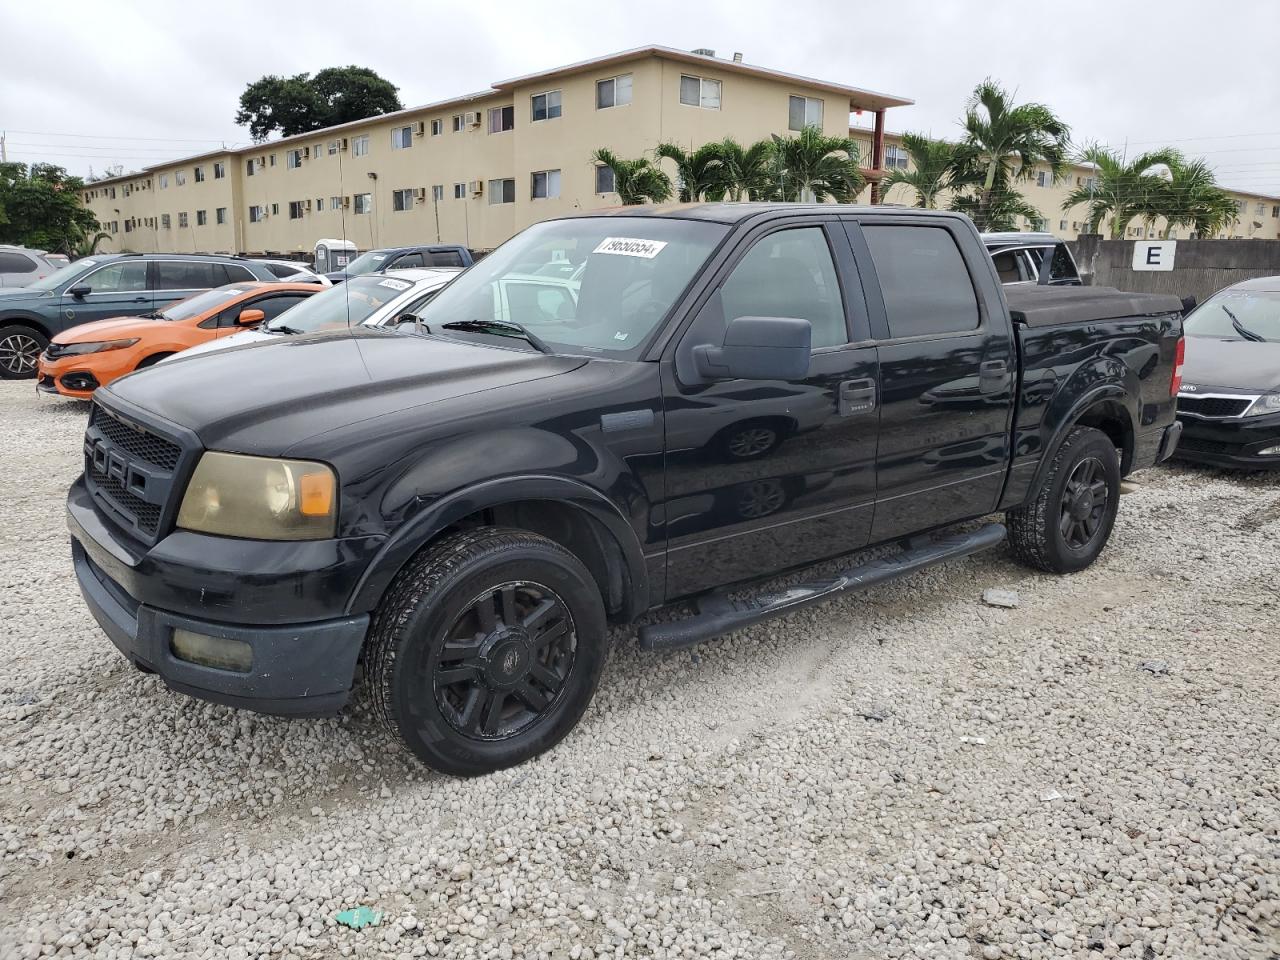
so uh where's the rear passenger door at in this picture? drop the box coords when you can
[660,220,880,597]
[846,218,1015,542]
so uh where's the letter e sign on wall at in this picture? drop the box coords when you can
[1132,240,1176,271]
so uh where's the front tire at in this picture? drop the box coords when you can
[1006,426,1120,574]
[0,326,48,379]
[366,528,608,776]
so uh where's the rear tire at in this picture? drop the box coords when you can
[366,527,608,776]
[0,326,48,380]
[1006,426,1120,574]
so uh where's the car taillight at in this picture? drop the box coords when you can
[1171,336,1185,397]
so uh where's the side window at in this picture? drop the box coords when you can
[156,262,197,290]
[718,227,848,349]
[1050,245,1079,282]
[990,250,1023,284]
[225,264,257,283]
[863,226,980,338]
[84,261,148,293]
[249,295,308,325]
[0,252,37,273]
[393,252,426,269]
[430,250,465,267]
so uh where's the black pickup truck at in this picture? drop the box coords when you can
[67,205,1185,775]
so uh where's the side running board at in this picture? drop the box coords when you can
[638,523,1007,652]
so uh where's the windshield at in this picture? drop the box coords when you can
[343,250,392,276]
[265,274,414,332]
[23,260,97,291]
[416,217,728,358]
[1185,289,1280,341]
[158,286,250,321]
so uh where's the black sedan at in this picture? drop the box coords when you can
[1175,276,1280,469]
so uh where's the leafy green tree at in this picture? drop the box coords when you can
[713,138,779,201]
[1157,155,1238,239]
[235,66,403,142]
[953,79,1070,230]
[770,127,864,202]
[1061,145,1180,239]
[656,142,730,202]
[590,149,673,205]
[949,189,1041,232]
[879,133,957,208]
[0,162,99,254]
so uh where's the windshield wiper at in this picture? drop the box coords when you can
[1222,305,1267,342]
[440,319,551,354]
[266,323,306,335]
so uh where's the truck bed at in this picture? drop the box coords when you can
[1005,285,1184,326]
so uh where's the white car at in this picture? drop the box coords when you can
[254,258,333,286]
[167,268,461,362]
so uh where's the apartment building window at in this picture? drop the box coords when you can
[884,144,909,170]
[156,174,167,189]
[432,184,444,201]
[1236,199,1247,213]
[1257,202,1266,216]
[287,149,304,168]
[178,212,189,228]
[354,193,373,214]
[124,220,133,233]
[213,162,225,179]
[788,95,823,131]
[315,196,323,210]
[530,169,561,200]
[269,154,276,166]
[330,196,343,210]
[595,165,615,194]
[271,203,279,216]
[488,178,516,204]
[175,170,187,186]
[1059,219,1068,231]
[194,166,205,183]
[392,126,413,149]
[196,210,207,226]
[161,214,171,229]
[314,142,323,159]
[1273,205,1279,217]
[392,188,414,211]
[488,105,515,133]
[597,74,632,109]
[1036,171,1048,187]
[249,205,264,223]
[531,90,562,121]
[246,159,255,177]
[452,114,464,132]
[289,201,305,219]
[353,136,370,157]
[453,182,467,199]
[430,119,443,136]
[216,207,227,225]
[679,74,721,109]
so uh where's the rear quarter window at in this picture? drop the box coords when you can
[864,225,980,338]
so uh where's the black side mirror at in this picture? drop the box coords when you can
[1181,295,1198,314]
[68,284,91,298]
[693,316,812,381]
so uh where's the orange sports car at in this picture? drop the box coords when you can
[37,281,321,399]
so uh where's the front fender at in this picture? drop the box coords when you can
[0,309,53,337]
[345,474,650,619]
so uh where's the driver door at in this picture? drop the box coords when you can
[58,259,153,331]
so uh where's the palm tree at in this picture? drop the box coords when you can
[590,149,674,205]
[656,142,730,202]
[879,133,956,208]
[770,126,864,203]
[1061,145,1180,239]
[954,79,1070,231]
[1158,155,1238,239]
[1188,190,1241,240]
[949,189,1041,232]
[68,228,112,258]
[712,137,778,201]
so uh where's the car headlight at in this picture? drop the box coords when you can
[57,338,139,356]
[1245,394,1280,417]
[176,452,337,540]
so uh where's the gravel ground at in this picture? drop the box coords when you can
[0,380,1277,960]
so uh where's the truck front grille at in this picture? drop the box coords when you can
[89,404,182,469]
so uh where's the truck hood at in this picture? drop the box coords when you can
[101,329,586,453]
[1182,336,1280,393]
[52,315,159,344]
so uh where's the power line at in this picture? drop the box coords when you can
[1,128,232,144]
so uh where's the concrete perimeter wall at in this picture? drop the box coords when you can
[1069,237,1280,304]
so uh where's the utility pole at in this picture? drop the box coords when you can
[1,131,7,162]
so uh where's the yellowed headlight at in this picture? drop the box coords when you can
[177,452,337,540]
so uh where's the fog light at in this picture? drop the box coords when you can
[170,628,253,672]
[1258,444,1280,457]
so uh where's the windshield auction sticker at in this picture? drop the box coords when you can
[593,237,668,259]
[377,278,412,291]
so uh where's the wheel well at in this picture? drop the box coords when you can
[439,499,634,620]
[0,319,51,340]
[1074,400,1134,473]
[136,352,174,369]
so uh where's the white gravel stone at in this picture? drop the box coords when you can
[0,382,1277,960]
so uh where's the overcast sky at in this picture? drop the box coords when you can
[3,0,1278,197]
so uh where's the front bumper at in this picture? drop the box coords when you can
[68,477,380,716]
[37,355,101,399]
[1173,412,1280,470]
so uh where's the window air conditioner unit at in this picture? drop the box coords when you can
[414,121,426,136]
[413,187,427,200]
[465,111,482,127]
[302,147,310,159]
[305,199,312,211]
[342,196,351,208]
[469,180,483,196]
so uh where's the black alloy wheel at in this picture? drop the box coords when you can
[0,328,47,379]
[1059,456,1109,549]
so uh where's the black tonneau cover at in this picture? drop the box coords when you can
[1005,286,1184,327]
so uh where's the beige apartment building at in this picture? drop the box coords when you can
[857,127,1280,241]
[83,46,910,257]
